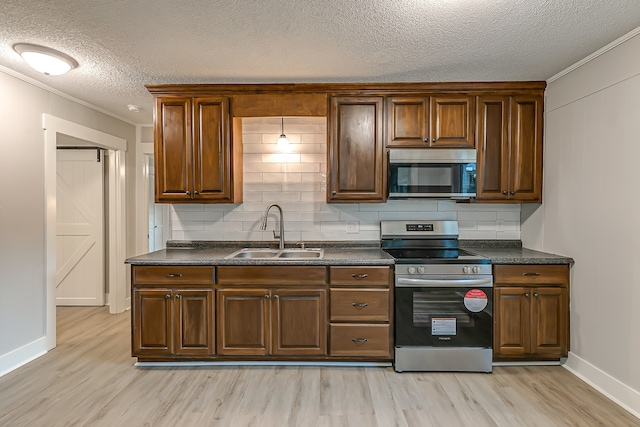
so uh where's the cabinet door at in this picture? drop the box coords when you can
[429,96,475,148]
[494,287,531,356]
[328,96,385,202]
[509,95,543,202]
[386,97,429,147]
[272,289,327,356]
[216,288,270,355]
[154,96,193,202]
[193,97,234,201]
[132,289,173,357]
[476,96,509,201]
[174,289,215,356]
[531,287,568,357]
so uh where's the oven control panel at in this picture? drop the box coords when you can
[397,264,492,276]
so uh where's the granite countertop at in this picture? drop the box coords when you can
[125,240,573,266]
[460,240,574,265]
[125,241,395,266]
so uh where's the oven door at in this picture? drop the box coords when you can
[395,278,492,348]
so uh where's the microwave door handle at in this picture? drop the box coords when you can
[396,277,493,287]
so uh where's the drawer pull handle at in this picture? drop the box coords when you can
[352,274,368,280]
[523,273,540,277]
[352,302,369,308]
[165,273,183,278]
[352,338,368,343]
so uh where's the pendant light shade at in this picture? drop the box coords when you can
[276,117,289,152]
[13,43,78,76]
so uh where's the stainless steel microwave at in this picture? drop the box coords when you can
[388,149,476,199]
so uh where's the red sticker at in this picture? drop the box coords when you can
[464,289,488,312]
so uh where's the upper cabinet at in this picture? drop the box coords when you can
[386,95,475,148]
[154,95,242,203]
[328,96,386,203]
[476,95,543,202]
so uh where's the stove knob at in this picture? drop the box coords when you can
[473,266,480,274]
[417,266,425,274]
[408,267,416,274]
[463,266,470,274]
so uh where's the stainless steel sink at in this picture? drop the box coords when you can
[226,248,324,260]
[277,249,323,259]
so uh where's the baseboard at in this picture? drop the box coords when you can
[0,337,48,378]
[564,352,640,420]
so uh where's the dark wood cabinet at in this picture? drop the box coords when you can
[328,96,385,202]
[328,266,393,359]
[132,266,215,359]
[154,95,242,203]
[386,95,474,148]
[493,264,569,361]
[216,288,327,356]
[476,95,543,202]
[133,288,215,358]
[216,266,327,357]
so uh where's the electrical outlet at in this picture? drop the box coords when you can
[346,221,359,234]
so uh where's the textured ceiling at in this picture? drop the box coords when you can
[1,0,640,125]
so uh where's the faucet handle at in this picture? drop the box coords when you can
[272,230,281,239]
[297,241,305,250]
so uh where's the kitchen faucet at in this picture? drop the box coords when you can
[260,203,285,249]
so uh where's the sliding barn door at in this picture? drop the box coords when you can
[56,149,105,306]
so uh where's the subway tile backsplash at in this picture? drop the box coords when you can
[169,117,521,242]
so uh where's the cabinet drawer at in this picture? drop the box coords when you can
[329,266,390,286]
[494,264,569,286]
[330,289,389,322]
[217,266,326,285]
[133,266,214,286]
[329,324,391,357]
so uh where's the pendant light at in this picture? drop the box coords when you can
[276,117,289,152]
[13,43,78,76]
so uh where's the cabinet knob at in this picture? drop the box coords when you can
[175,294,180,299]
[510,191,515,195]
[186,191,190,195]
[502,190,508,195]
[194,190,200,195]
[525,293,530,298]
[352,338,369,343]
[165,294,171,299]
[264,295,269,299]
[432,138,437,142]
[332,191,337,195]
[352,302,368,308]
[423,138,429,143]
[273,295,279,300]
[534,293,539,298]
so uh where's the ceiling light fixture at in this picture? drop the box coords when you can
[127,104,141,113]
[13,43,78,76]
[276,117,289,152]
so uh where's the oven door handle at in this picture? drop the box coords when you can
[396,277,493,287]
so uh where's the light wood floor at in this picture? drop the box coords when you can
[0,307,637,427]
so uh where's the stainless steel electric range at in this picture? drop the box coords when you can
[381,220,493,373]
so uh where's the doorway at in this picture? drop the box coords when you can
[43,114,127,351]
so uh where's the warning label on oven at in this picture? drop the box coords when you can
[464,289,488,313]
[432,318,456,335]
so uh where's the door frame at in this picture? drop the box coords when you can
[135,128,154,255]
[43,114,127,351]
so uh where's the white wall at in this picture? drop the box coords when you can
[0,70,136,376]
[170,117,522,243]
[522,30,640,416]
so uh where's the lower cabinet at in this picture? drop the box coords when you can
[216,288,327,356]
[132,265,216,359]
[133,288,215,358]
[328,266,393,359]
[493,264,569,361]
[131,264,393,362]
